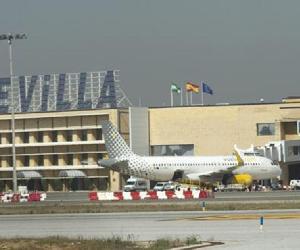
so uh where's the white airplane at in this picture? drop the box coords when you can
[98,121,281,186]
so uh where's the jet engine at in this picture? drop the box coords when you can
[222,174,253,186]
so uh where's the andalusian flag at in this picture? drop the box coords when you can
[185,82,200,93]
[171,83,181,93]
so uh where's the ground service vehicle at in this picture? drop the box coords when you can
[124,177,148,192]
[153,182,169,191]
[290,180,300,190]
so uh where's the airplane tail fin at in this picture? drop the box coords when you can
[233,145,245,166]
[101,120,134,159]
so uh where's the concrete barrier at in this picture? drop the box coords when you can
[0,192,47,203]
[89,190,214,201]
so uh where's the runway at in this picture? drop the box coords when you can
[1,210,300,249]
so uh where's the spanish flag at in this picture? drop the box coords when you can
[185,82,200,93]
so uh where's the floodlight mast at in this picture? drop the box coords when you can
[0,33,27,193]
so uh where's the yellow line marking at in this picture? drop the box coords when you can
[180,214,300,221]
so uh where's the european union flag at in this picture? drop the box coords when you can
[202,82,213,95]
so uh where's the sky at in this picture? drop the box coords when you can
[0,0,299,107]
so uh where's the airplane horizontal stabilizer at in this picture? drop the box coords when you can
[98,159,128,170]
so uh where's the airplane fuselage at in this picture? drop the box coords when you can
[122,154,281,182]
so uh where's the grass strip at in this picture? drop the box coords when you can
[0,200,300,215]
[0,235,205,250]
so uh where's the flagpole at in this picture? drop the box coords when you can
[201,82,204,105]
[171,88,173,107]
[190,92,193,105]
[180,90,183,106]
[186,90,188,106]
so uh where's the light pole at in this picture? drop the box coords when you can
[0,33,27,192]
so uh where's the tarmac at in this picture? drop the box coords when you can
[0,210,300,249]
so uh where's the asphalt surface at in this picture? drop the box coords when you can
[1,210,300,249]
[45,190,300,202]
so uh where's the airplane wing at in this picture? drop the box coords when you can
[186,162,242,180]
[184,149,244,180]
[201,149,244,177]
[97,159,129,171]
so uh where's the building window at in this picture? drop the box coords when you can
[151,144,194,156]
[8,133,12,144]
[38,155,44,166]
[52,131,57,142]
[288,146,300,156]
[37,132,43,142]
[67,154,73,165]
[23,132,29,143]
[257,123,275,136]
[96,129,102,140]
[8,156,12,167]
[66,130,72,141]
[53,154,58,165]
[24,155,29,166]
[81,153,88,164]
[81,130,87,141]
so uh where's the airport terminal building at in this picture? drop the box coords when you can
[0,70,300,191]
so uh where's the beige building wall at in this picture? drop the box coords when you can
[87,129,96,141]
[1,157,9,168]
[149,103,300,156]
[72,131,81,141]
[29,155,38,167]
[1,102,300,190]
[0,108,125,191]
[44,155,52,166]
[1,133,10,144]
[73,154,81,165]
[29,132,37,143]
[15,133,23,144]
[57,131,66,142]
[43,131,52,143]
